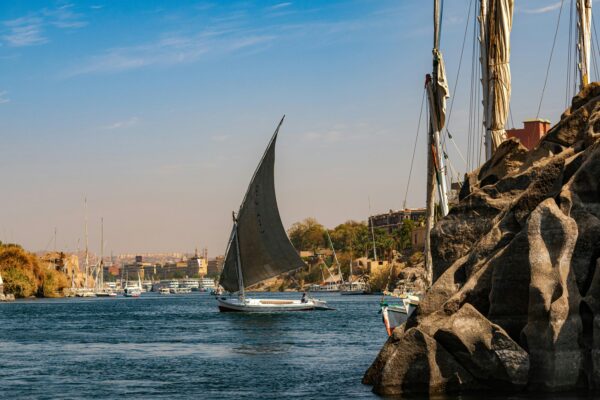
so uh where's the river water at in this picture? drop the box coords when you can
[0,292,386,399]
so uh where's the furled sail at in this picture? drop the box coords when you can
[577,0,592,89]
[426,49,450,217]
[480,0,513,159]
[219,118,305,293]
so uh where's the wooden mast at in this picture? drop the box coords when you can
[577,0,592,89]
[480,0,514,160]
[425,0,450,286]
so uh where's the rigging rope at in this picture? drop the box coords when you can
[402,87,426,210]
[592,14,600,81]
[536,0,565,119]
[566,0,574,107]
[444,0,473,170]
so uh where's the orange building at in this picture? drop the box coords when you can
[506,119,551,150]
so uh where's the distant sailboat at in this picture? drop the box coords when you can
[216,117,331,312]
[123,273,142,297]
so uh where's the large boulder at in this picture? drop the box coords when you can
[365,304,528,395]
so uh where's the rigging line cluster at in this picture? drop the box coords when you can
[402,87,426,210]
[592,14,600,81]
[536,0,566,120]
[444,0,474,174]
[467,0,483,173]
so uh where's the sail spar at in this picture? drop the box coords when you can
[480,0,513,159]
[219,118,306,293]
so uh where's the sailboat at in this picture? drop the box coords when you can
[77,198,96,297]
[216,117,331,312]
[95,217,114,297]
[340,254,370,295]
[123,273,142,297]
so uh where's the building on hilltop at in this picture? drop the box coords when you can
[368,208,426,234]
[506,119,551,150]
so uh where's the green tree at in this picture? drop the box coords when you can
[288,218,326,251]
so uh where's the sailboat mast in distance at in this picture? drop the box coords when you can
[100,217,104,290]
[368,197,378,262]
[325,230,342,279]
[84,197,89,289]
[577,0,592,89]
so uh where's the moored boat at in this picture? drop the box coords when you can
[380,294,420,336]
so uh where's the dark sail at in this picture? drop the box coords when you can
[219,117,305,292]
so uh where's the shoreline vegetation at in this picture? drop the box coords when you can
[0,242,69,300]
[251,217,426,293]
[0,217,425,300]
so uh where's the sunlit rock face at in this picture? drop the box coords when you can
[365,82,600,395]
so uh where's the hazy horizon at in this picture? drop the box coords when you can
[0,0,585,256]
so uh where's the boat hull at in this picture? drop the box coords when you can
[340,290,370,295]
[382,303,417,336]
[217,297,320,312]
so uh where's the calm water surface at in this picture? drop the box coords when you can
[0,292,386,399]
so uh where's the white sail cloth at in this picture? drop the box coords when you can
[427,50,449,134]
[480,0,513,157]
[577,0,592,88]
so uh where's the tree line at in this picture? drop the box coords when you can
[287,217,420,261]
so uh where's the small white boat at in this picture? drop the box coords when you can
[340,281,370,295]
[124,275,142,297]
[381,295,420,336]
[159,288,170,295]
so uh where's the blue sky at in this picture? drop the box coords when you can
[0,0,586,255]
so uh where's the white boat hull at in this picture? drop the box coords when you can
[217,297,327,312]
[382,302,417,336]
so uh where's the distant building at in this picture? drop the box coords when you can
[187,249,208,277]
[368,260,388,275]
[411,225,426,249]
[506,119,551,150]
[207,256,225,276]
[369,208,426,234]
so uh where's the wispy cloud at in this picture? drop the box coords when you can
[0,91,10,104]
[521,2,562,14]
[46,4,87,29]
[67,31,275,76]
[2,16,47,47]
[303,130,344,143]
[1,4,87,47]
[102,117,139,130]
[267,2,292,11]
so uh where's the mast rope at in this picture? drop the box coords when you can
[444,0,473,171]
[592,14,600,81]
[402,87,426,209]
[536,0,565,119]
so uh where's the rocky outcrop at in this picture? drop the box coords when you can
[365,83,600,395]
